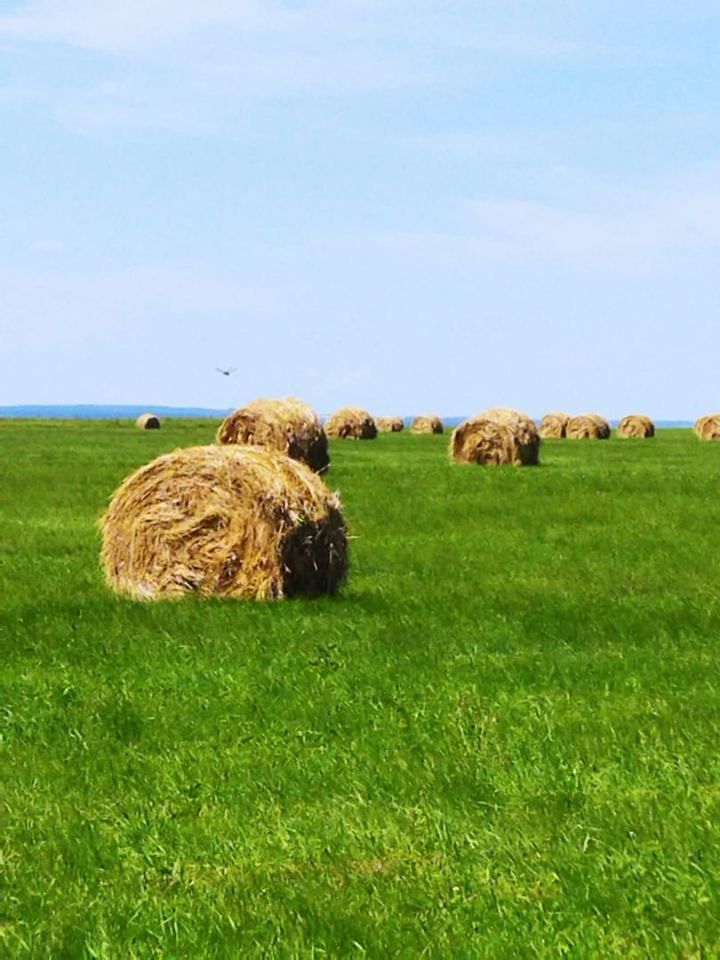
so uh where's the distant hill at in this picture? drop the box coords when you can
[0,404,232,419]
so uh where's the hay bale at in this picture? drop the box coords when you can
[618,414,655,438]
[376,416,404,433]
[325,407,377,439]
[136,413,160,430]
[694,414,720,440]
[217,397,329,473]
[100,445,348,601]
[451,407,540,466]
[566,413,611,439]
[538,412,570,438]
[411,415,444,434]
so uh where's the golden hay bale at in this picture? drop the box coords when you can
[101,445,348,601]
[694,414,720,440]
[566,413,611,439]
[451,407,540,466]
[618,414,655,438]
[376,416,405,433]
[325,407,377,439]
[410,415,444,434]
[538,412,570,439]
[136,413,160,430]
[217,397,329,473]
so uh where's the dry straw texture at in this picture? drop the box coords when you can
[324,407,377,439]
[618,414,655,438]
[694,414,720,440]
[101,445,348,601]
[376,416,405,433]
[451,407,540,466]
[566,414,611,439]
[538,412,570,439]
[136,413,160,430]
[217,397,329,473]
[411,415,444,434]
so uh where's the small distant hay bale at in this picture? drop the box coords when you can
[618,414,655,438]
[566,414,611,439]
[136,413,160,430]
[538,412,570,438]
[217,397,329,473]
[411,415,444,434]
[451,407,540,466]
[325,407,377,439]
[100,445,348,601]
[694,414,720,440]
[376,417,404,433]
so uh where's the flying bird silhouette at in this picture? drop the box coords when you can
[216,367,237,376]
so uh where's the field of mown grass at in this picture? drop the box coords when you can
[2,419,720,957]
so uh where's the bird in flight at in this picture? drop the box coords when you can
[216,367,237,376]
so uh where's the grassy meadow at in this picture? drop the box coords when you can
[2,419,720,957]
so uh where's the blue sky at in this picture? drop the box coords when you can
[1,0,719,416]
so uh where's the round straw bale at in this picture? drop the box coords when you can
[100,445,348,601]
[411,415,444,434]
[451,407,540,466]
[538,412,570,438]
[618,414,655,438]
[325,407,377,439]
[217,397,329,473]
[376,416,404,433]
[136,413,160,430]
[566,413,611,439]
[694,414,720,440]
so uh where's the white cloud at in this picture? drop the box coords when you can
[0,0,443,130]
[0,1,285,53]
[372,176,720,274]
[0,0,696,139]
[0,0,652,86]
[0,262,304,348]
[32,238,64,252]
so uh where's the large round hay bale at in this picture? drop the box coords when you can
[325,407,377,439]
[618,414,655,438]
[411,415,444,434]
[376,416,404,433]
[100,445,348,601]
[217,397,329,473]
[694,414,720,440]
[136,413,160,430]
[566,413,611,439]
[538,412,569,438]
[451,407,540,466]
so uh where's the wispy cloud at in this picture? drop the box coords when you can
[373,175,720,275]
[32,238,64,253]
[0,1,286,53]
[0,0,701,141]
[0,261,304,347]
[0,1,442,130]
[0,0,647,62]
[0,0,654,98]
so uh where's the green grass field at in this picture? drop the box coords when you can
[3,420,720,957]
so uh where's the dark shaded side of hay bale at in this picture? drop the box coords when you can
[136,413,160,430]
[618,414,655,438]
[451,407,539,466]
[217,397,329,473]
[376,416,404,432]
[694,414,720,440]
[538,412,569,438]
[325,407,378,439]
[100,445,348,601]
[566,414,611,439]
[411,415,444,434]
